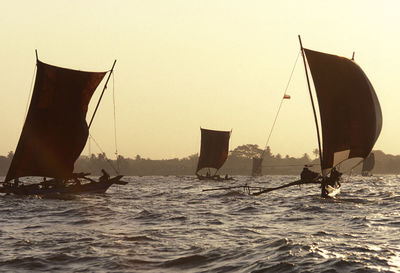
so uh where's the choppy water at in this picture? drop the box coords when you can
[1,175,400,272]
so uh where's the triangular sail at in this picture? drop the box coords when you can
[304,48,382,174]
[6,60,107,181]
[362,152,375,172]
[196,128,231,173]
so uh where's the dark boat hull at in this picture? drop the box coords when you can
[196,174,234,182]
[0,176,127,196]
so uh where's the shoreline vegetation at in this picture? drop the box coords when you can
[0,144,398,176]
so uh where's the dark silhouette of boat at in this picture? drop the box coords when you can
[254,37,382,197]
[251,157,263,177]
[195,128,233,181]
[0,52,127,196]
[298,36,382,197]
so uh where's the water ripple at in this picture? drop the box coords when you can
[0,175,400,272]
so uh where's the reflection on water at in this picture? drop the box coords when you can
[0,175,399,272]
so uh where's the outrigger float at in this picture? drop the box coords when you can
[202,175,339,197]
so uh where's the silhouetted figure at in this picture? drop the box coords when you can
[13,178,20,188]
[99,169,110,183]
[328,167,342,187]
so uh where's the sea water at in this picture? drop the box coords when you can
[0,175,399,272]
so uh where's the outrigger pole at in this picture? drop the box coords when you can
[298,35,324,174]
[202,178,322,196]
[88,60,117,129]
[251,178,322,196]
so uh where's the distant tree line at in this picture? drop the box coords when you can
[0,145,399,176]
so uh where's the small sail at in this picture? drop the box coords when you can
[362,152,375,173]
[251,157,263,176]
[304,49,382,174]
[6,60,107,181]
[196,128,231,173]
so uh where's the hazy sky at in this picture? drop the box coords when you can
[1,0,399,160]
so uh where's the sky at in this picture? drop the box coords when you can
[0,0,399,160]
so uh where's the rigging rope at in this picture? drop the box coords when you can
[88,133,119,175]
[112,71,120,173]
[86,66,120,175]
[260,51,301,159]
[23,63,37,125]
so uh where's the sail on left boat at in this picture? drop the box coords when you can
[0,52,127,195]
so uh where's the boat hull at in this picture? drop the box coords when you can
[196,174,234,182]
[0,176,127,196]
[324,184,341,197]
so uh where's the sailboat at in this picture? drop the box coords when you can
[195,128,233,181]
[253,37,382,197]
[251,157,263,177]
[204,37,382,197]
[0,52,127,195]
[361,152,375,176]
[298,36,382,197]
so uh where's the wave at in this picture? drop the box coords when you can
[1,175,400,273]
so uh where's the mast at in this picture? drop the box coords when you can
[298,35,323,174]
[88,60,117,129]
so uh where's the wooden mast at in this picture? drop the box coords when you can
[88,60,117,129]
[298,35,324,174]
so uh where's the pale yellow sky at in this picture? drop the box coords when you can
[0,0,399,160]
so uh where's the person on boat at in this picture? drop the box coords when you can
[13,178,20,188]
[99,169,110,182]
[225,174,229,180]
[300,165,319,180]
[328,167,342,187]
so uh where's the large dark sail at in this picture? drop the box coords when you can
[5,60,107,181]
[196,128,231,173]
[304,48,382,174]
